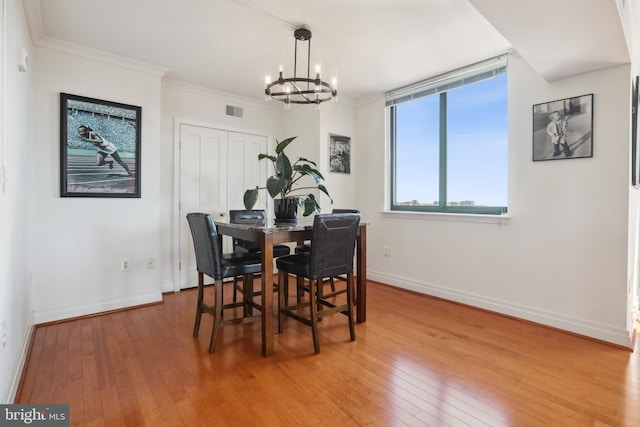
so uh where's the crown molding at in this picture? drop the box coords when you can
[162,78,281,112]
[22,0,168,77]
[35,36,169,77]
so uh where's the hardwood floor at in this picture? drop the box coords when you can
[15,281,640,426]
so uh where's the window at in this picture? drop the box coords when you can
[387,56,508,215]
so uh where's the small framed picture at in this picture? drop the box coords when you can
[532,94,593,161]
[329,133,351,174]
[60,93,141,197]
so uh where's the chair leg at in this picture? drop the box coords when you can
[309,279,320,354]
[208,279,224,353]
[282,274,289,307]
[329,277,336,292]
[350,276,356,307]
[346,274,356,341]
[278,271,283,332]
[233,275,239,303]
[316,277,324,318]
[278,270,288,333]
[296,276,305,304]
[193,272,204,337]
[243,274,253,317]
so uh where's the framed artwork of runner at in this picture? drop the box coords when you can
[60,93,141,197]
[532,94,593,162]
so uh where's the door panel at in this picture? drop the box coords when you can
[179,125,227,289]
[178,125,267,289]
[227,131,267,212]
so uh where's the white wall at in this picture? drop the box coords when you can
[29,48,164,323]
[357,55,632,346]
[0,0,34,404]
[320,101,357,211]
[280,101,358,213]
[620,0,640,326]
[281,107,322,212]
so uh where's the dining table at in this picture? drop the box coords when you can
[215,216,367,357]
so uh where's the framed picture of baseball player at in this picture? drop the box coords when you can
[60,93,141,197]
[532,94,593,162]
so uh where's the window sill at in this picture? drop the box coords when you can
[381,210,511,225]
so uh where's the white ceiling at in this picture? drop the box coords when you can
[469,0,630,82]
[22,0,630,103]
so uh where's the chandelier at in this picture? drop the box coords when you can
[265,28,337,106]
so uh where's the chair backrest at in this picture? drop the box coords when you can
[229,209,266,224]
[186,213,223,280]
[229,210,266,251]
[332,209,360,214]
[309,213,360,280]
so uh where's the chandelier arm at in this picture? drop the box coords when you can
[289,80,314,103]
[266,79,337,103]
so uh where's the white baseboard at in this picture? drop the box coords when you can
[161,281,175,293]
[3,322,35,404]
[32,291,163,324]
[368,270,632,348]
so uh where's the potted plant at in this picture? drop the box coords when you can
[243,136,332,222]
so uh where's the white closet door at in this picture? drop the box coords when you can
[178,125,267,289]
[227,131,267,212]
[179,124,228,289]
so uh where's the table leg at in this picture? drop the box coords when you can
[356,225,367,323]
[261,234,275,356]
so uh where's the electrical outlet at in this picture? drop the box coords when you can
[1,320,7,352]
[146,258,155,269]
[384,245,391,257]
[121,258,131,271]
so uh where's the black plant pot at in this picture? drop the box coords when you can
[274,198,298,224]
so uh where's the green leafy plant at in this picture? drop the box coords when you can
[243,136,332,216]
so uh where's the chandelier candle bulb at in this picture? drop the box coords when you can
[331,76,338,102]
[264,75,271,100]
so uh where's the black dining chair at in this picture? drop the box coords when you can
[294,209,360,296]
[186,212,263,353]
[277,213,360,354]
[229,209,291,256]
[229,210,291,305]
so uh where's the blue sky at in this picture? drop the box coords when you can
[395,74,508,207]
